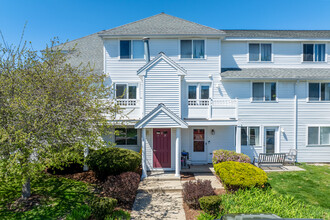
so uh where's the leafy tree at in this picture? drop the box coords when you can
[0,39,121,199]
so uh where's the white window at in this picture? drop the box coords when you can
[188,84,210,106]
[115,83,137,106]
[308,83,330,101]
[252,82,277,101]
[241,127,260,146]
[181,40,205,59]
[115,128,138,145]
[249,43,272,62]
[303,44,326,62]
[120,40,144,59]
[308,126,330,145]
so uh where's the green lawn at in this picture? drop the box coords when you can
[268,164,330,211]
[0,173,94,220]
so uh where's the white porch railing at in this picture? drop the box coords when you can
[116,99,140,106]
[188,99,210,106]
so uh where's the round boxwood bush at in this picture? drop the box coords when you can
[199,195,222,215]
[86,147,141,179]
[214,161,267,191]
[213,150,251,165]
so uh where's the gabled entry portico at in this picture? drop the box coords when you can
[135,104,188,179]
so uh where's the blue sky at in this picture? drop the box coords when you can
[1,0,330,51]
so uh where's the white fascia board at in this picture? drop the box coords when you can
[224,38,330,42]
[186,120,238,126]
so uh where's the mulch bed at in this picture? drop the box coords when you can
[181,172,195,181]
[7,194,45,212]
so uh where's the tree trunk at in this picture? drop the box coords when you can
[22,177,31,199]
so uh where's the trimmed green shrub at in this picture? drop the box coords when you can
[212,150,250,164]
[199,195,222,215]
[182,180,215,209]
[197,188,328,220]
[66,204,92,220]
[214,161,267,191]
[86,147,141,179]
[90,197,117,219]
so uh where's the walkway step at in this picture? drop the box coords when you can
[138,180,182,193]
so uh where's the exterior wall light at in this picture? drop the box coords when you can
[211,129,215,135]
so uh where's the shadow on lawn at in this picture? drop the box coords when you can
[0,174,93,220]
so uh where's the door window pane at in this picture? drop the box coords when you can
[266,130,275,154]
[116,84,127,99]
[321,83,330,101]
[193,40,205,58]
[241,127,248,145]
[315,44,325,62]
[265,82,276,101]
[309,83,320,101]
[303,44,314,61]
[253,83,264,101]
[188,85,197,99]
[193,129,205,152]
[133,40,144,59]
[120,40,131,59]
[200,86,209,99]
[249,127,260,146]
[249,44,260,61]
[128,86,137,99]
[261,44,271,61]
[181,40,192,58]
[308,127,319,145]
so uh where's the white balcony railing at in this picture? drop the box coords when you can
[188,99,210,106]
[116,99,140,106]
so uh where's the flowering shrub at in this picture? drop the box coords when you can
[212,150,250,165]
[183,180,215,209]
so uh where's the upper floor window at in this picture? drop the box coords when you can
[303,44,326,62]
[120,40,144,59]
[115,83,137,106]
[241,126,260,146]
[115,128,138,145]
[181,40,205,59]
[249,43,272,62]
[252,82,277,102]
[308,83,330,101]
[308,126,330,145]
[188,84,210,106]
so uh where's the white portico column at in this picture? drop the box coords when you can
[175,128,181,177]
[141,128,147,179]
[235,125,241,153]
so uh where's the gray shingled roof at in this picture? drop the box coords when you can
[99,13,225,36]
[58,33,104,74]
[224,30,330,39]
[221,68,330,80]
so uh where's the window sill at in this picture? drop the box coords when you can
[248,61,273,63]
[242,145,262,148]
[250,100,278,103]
[179,58,207,61]
[306,144,330,147]
[301,61,327,64]
[118,58,146,61]
[307,100,330,103]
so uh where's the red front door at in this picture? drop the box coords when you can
[153,128,171,168]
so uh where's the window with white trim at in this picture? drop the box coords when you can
[120,40,144,59]
[249,43,272,62]
[115,128,137,145]
[308,83,330,101]
[303,44,326,62]
[180,40,205,59]
[252,82,277,101]
[308,126,330,145]
[188,84,210,106]
[115,83,137,106]
[241,127,260,146]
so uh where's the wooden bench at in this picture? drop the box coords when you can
[253,153,286,167]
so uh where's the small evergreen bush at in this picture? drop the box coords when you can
[66,204,92,220]
[199,195,222,215]
[212,150,250,164]
[86,147,141,179]
[90,197,117,220]
[182,180,215,209]
[214,161,267,191]
[105,209,131,220]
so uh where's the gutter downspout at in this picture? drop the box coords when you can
[294,80,299,161]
